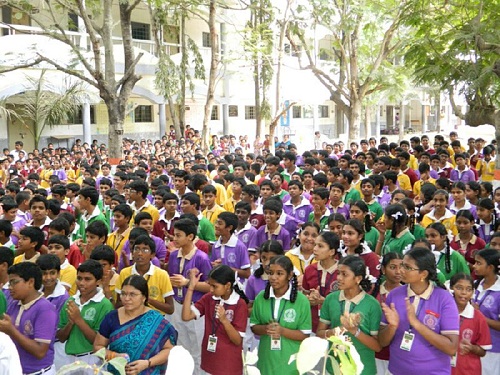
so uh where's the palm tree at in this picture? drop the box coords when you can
[7,69,90,149]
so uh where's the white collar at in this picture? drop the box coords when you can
[132,263,155,277]
[450,200,472,211]
[84,206,101,221]
[43,280,67,298]
[426,208,455,221]
[60,259,70,270]
[460,303,475,319]
[284,196,310,208]
[132,199,151,212]
[159,210,180,222]
[212,290,240,305]
[251,205,263,215]
[30,216,52,228]
[269,285,292,300]
[73,288,106,306]
[477,276,500,292]
[235,222,252,235]
[214,234,239,248]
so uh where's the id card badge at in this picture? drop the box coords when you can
[207,335,218,352]
[271,337,281,351]
[177,288,183,299]
[400,331,415,351]
[450,355,457,367]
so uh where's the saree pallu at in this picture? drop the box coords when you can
[108,310,177,375]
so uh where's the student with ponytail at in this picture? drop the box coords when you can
[450,210,486,274]
[421,189,458,235]
[327,213,347,237]
[250,256,312,375]
[372,252,404,375]
[450,182,478,219]
[425,222,470,281]
[379,248,460,375]
[476,198,500,244]
[375,204,415,256]
[472,249,500,374]
[349,200,379,249]
[400,198,426,239]
[302,231,340,332]
[341,219,380,280]
[466,181,481,206]
[317,255,382,375]
[182,264,249,375]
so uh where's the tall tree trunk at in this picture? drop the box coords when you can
[106,101,124,158]
[201,0,218,153]
[364,105,371,138]
[436,93,441,133]
[348,99,362,142]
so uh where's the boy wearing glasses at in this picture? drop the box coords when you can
[57,260,114,368]
[115,235,174,314]
[3,262,58,375]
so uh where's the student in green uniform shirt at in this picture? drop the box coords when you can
[349,201,379,249]
[340,170,361,204]
[250,256,312,375]
[308,188,331,231]
[57,260,114,366]
[375,204,415,256]
[317,255,382,375]
[360,179,384,222]
[400,198,426,240]
[425,222,470,281]
[180,192,216,243]
[77,187,109,242]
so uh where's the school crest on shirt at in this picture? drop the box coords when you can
[149,286,160,299]
[482,295,494,309]
[462,328,473,341]
[225,309,234,323]
[423,313,438,330]
[84,307,96,322]
[283,308,296,323]
[242,233,249,243]
[24,320,34,336]
[227,253,236,264]
[298,210,306,219]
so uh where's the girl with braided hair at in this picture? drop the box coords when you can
[400,198,426,239]
[317,255,382,375]
[375,204,415,256]
[425,222,470,281]
[250,255,311,375]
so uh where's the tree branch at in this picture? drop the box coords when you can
[0,58,43,74]
[115,53,144,90]
[36,54,99,90]
[448,87,465,120]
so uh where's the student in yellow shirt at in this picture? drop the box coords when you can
[476,145,495,182]
[202,185,225,225]
[223,177,246,213]
[129,179,160,225]
[106,204,132,264]
[90,245,119,302]
[47,235,77,295]
[390,158,412,195]
[413,163,436,198]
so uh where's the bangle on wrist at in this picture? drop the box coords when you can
[354,328,361,337]
[148,359,152,368]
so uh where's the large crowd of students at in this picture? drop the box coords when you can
[0,130,499,375]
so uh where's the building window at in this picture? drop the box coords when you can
[292,106,302,118]
[68,13,79,32]
[245,106,255,120]
[134,105,153,122]
[67,106,95,124]
[211,105,219,120]
[202,32,211,47]
[303,106,313,118]
[131,22,150,40]
[228,105,238,117]
[318,105,329,118]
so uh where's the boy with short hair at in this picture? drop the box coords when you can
[129,179,160,225]
[6,262,58,374]
[241,184,265,229]
[0,219,14,251]
[77,187,109,242]
[132,212,167,266]
[234,201,257,249]
[180,192,216,243]
[106,204,132,265]
[90,245,119,301]
[116,234,174,314]
[152,192,180,242]
[328,183,350,218]
[450,153,476,183]
[211,212,251,279]
[47,235,77,295]
[249,199,291,252]
[14,226,45,264]
[202,184,225,225]
[28,195,52,245]
[307,188,331,231]
[283,180,313,224]
[339,170,361,204]
[57,260,114,367]
[36,254,69,313]
[167,218,212,373]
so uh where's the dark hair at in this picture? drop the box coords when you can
[36,254,61,272]
[254,240,285,278]
[29,195,49,210]
[8,262,43,290]
[242,184,260,201]
[318,231,340,252]
[47,234,70,249]
[456,210,478,236]
[234,201,251,214]
[78,187,100,206]
[344,219,365,254]
[129,227,148,241]
[0,246,14,268]
[350,201,372,232]
[372,252,403,297]
[426,222,451,273]
[475,249,500,278]
[122,275,149,305]
[90,244,116,265]
[113,204,133,220]
[49,217,70,235]
[477,198,499,234]
[449,273,474,289]
[173,218,197,239]
[480,182,493,199]
[327,213,347,226]
[262,199,282,215]
[339,255,371,292]
[134,234,156,254]
[208,264,249,303]
[181,192,201,210]
[0,220,13,238]
[58,212,76,226]
[263,256,298,302]
[77,259,104,280]
[134,211,153,225]
[19,227,45,251]
[129,180,149,199]
[85,220,108,240]
[406,247,446,289]
[217,212,238,234]
[385,204,407,238]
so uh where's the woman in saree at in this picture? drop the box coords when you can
[94,275,177,375]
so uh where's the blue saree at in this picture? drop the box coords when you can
[107,310,177,375]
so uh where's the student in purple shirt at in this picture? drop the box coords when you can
[234,201,257,249]
[472,249,500,374]
[2,262,58,375]
[450,154,476,183]
[283,180,313,224]
[248,199,291,252]
[212,212,251,280]
[379,248,459,375]
[167,218,212,374]
[37,254,70,314]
